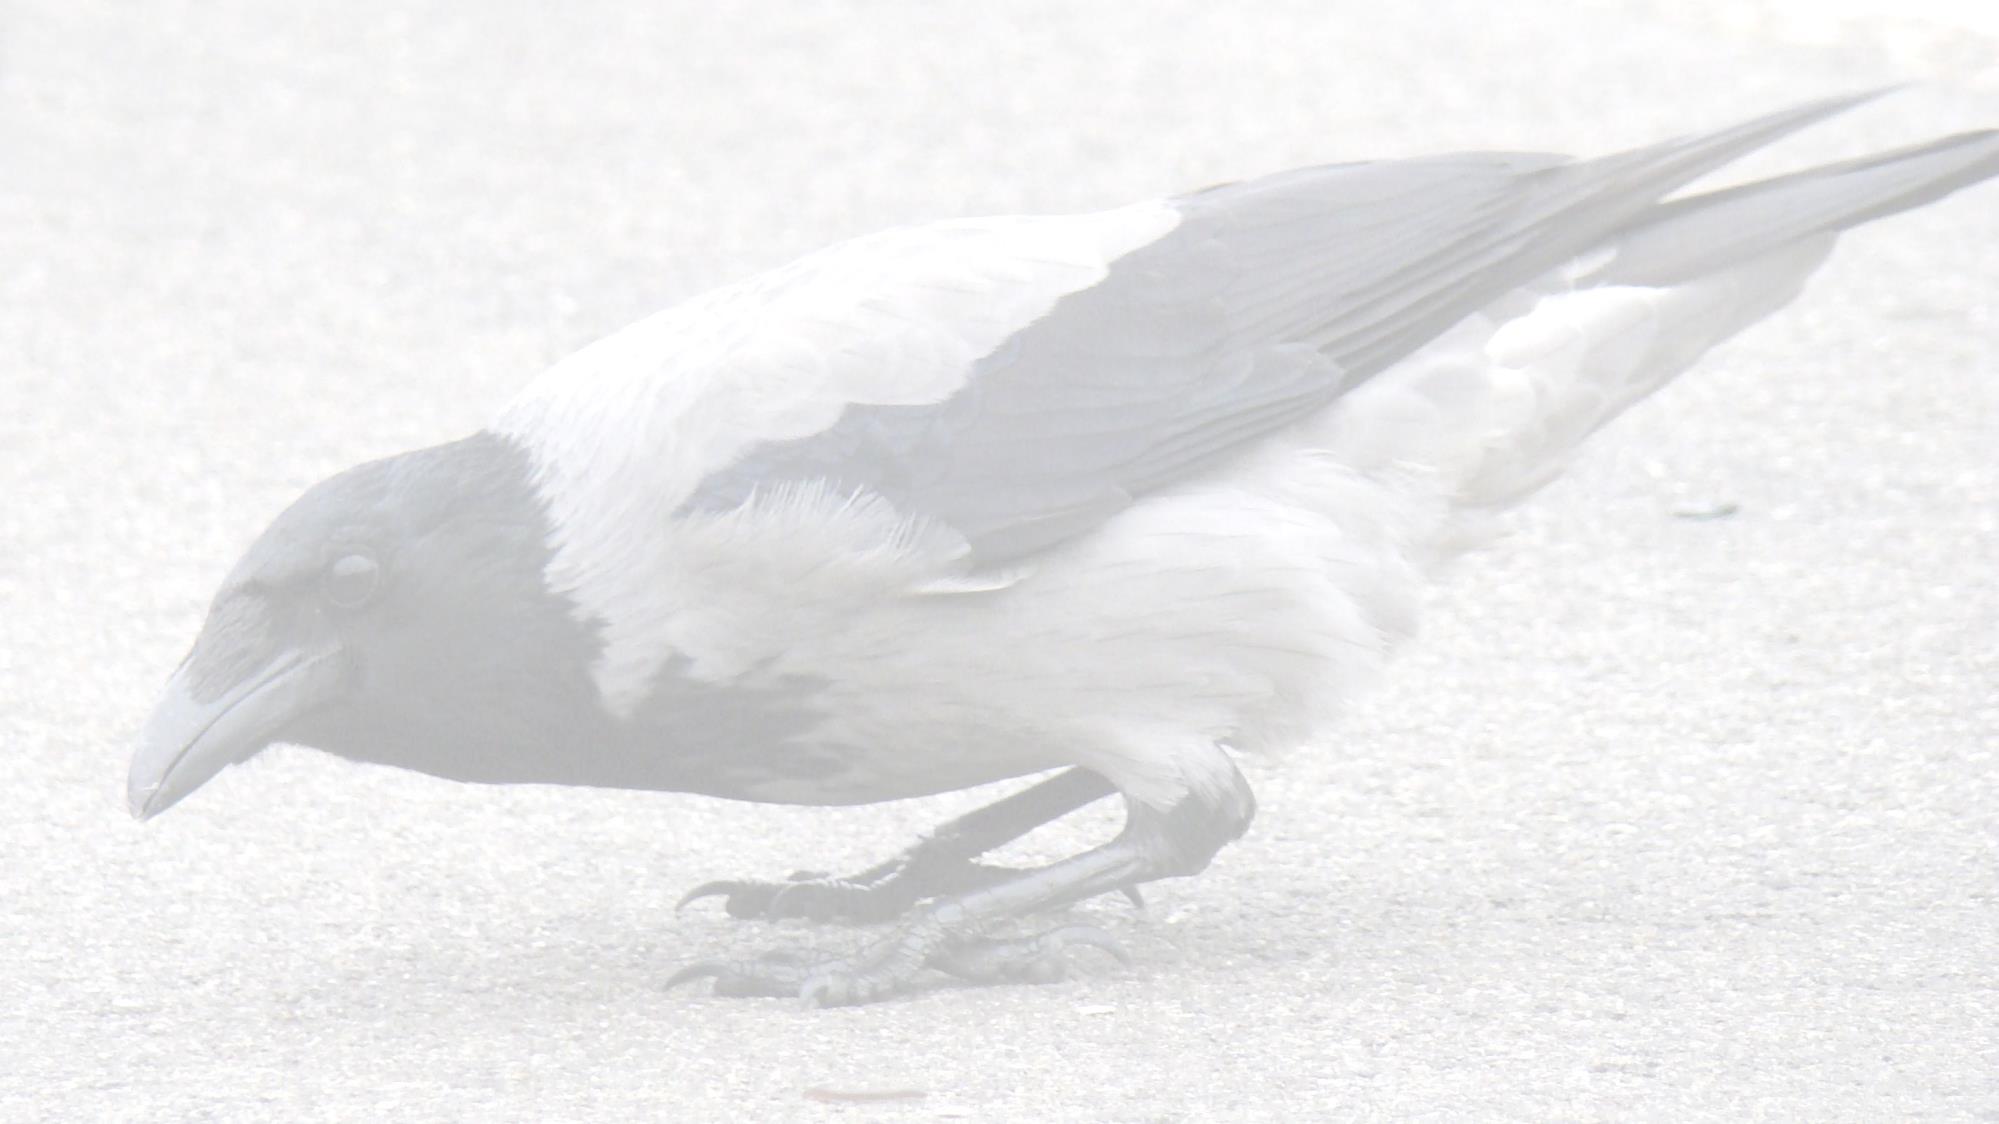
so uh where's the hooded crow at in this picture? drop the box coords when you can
[129,92,1999,1005]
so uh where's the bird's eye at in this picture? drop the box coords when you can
[323,552,381,609]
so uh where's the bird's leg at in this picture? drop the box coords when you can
[678,767,1119,923]
[670,758,1255,1005]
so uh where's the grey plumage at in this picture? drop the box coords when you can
[689,91,1965,565]
[128,93,1999,1005]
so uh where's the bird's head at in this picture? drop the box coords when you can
[127,432,600,819]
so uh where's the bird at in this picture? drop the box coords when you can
[128,91,1999,1005]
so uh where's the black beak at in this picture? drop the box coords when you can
[127,641,348,820]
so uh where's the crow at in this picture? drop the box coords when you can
[128,92,1999,1005]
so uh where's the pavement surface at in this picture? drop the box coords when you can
[3,2,1995,1121]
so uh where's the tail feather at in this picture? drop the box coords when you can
[1324,90,1899,379]
[1323,104,1998,536]
[1593,129,1999,287]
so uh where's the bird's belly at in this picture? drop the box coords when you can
[638,722,1058,806]
[610,655,1060,806]
[620,438,1448,810]
[699,751,1047,807]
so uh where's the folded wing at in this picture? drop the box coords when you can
[494,92,1910,580]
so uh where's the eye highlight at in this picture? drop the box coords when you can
[323,552,381,609]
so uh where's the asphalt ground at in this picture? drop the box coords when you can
[3,2,1995,1120]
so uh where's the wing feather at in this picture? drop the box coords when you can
[683,93,1884,562]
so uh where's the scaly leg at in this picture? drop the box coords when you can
[677,767,1120,923]
[670,757,1256,1005]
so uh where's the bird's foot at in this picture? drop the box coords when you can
[666,908,1127,1006]
[676,853,1027,924]
[677,768,1127,925]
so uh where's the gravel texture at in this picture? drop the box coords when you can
[4,2,1995,1121]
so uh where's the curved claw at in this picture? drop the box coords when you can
[1039,924,1130,966]
[675,881,744,913]
[677,877,820,920]
[667,950,821,997]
